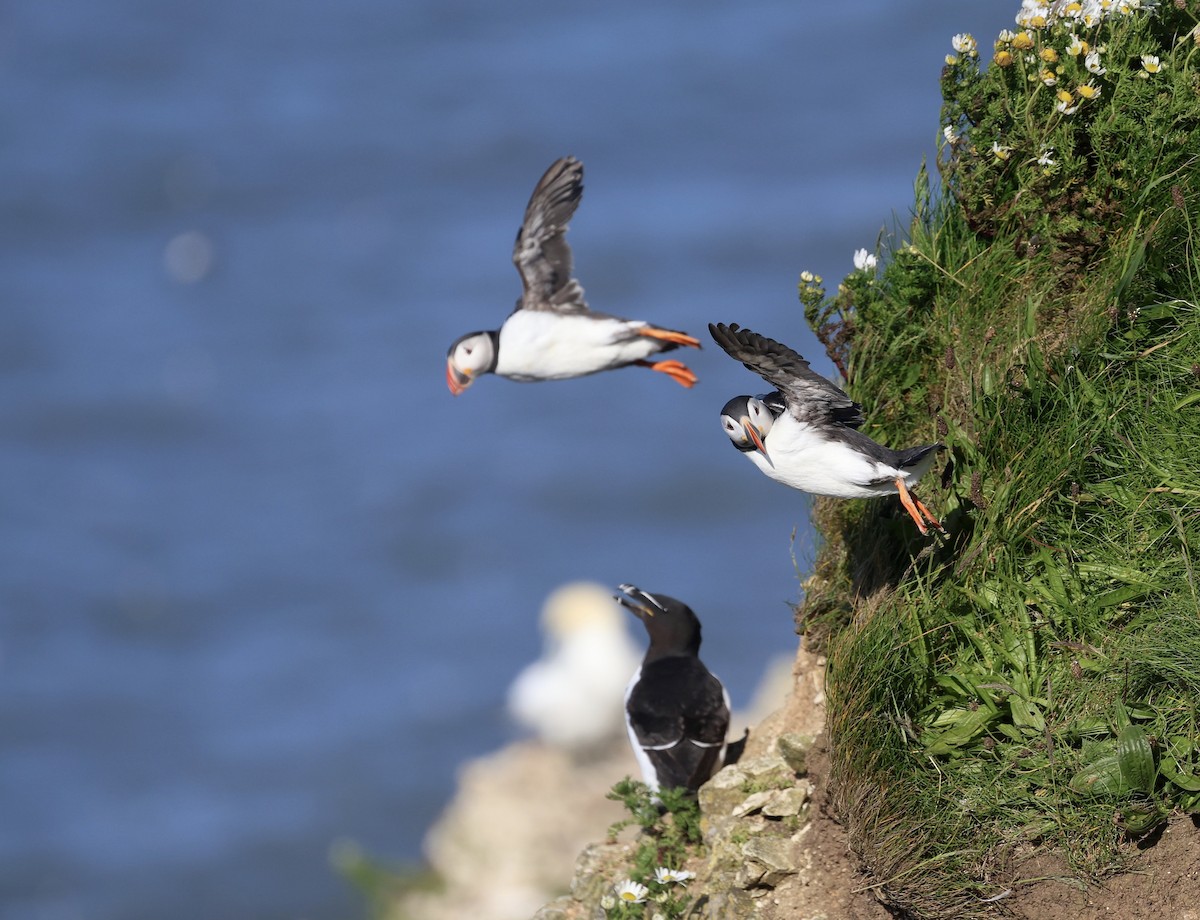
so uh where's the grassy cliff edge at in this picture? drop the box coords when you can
[800,3,1200,916]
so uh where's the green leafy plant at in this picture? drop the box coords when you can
[601,778,703,919]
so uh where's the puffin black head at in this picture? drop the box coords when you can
[614,583,702,658]
[446,330,499,395]
[718,395,772,457]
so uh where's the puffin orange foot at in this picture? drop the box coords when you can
[634,358,698,388]
[895,479,946,536]
[636,327,702,349]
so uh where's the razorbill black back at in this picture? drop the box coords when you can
[615,583,730,794]
[445,157,701,394]
[710,322,946,535]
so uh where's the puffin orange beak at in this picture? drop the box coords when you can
[446,359,470,396]
[742,416,768,458]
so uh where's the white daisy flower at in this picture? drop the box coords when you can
[1085,50,1106,74]
[1067,34,1088,56]
[853,248,878,271]
[943,124,961,144]
[1037,147,1056,167]
[1041,69,1058,85]
[952,33,978,55]
[992,141,1013,161]
[800,270,816,283]
[996,29,1016,44]
[1016,3,1050,27]
[654,867,696,886]
[1141,54,1164,73]
[1077,80,1102,100]
[615,880,649,904]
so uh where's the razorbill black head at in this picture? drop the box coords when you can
[445,157,702,394]
[614,583,730,794]
[709,322,947,536]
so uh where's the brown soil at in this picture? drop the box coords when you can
[1009,818,1200,920]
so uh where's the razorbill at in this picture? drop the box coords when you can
[615,583,730,794]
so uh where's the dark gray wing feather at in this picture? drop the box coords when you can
[709,323,864,428]
[511,157,590,314]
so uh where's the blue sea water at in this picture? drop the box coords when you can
[0,2,1015,918]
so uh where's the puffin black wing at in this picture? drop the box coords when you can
[626,657,730,793]
[709,323,864,428]
[512,157,590,314]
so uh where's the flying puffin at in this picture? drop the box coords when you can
[446,157,701,395]
[709,322,945,535]
[615,583,730,795]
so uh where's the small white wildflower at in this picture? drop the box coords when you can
[1056,98,1079,114]
[600,894,617,910]
[996,29,1016,44]
[992,141,1013,161]
[615,879,649,904]
[853,248,878,271]
[1066,34,1088,55]
[1037,147,1056,167]
[1016,3,1050,27]
[1141,54,1164,73]
[799,270,816,283]
[952,33,978,55]
[1040,69,1058,85]
[1077,80,1102,100]
[946,53,960,66]
[943,124,961,144]
[1084,50,1106,74]
[654,867,696,886]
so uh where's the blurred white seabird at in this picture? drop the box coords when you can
[507,582,642,753]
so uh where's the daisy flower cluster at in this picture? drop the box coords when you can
[602,866,696,917]
[940,0,1168,178]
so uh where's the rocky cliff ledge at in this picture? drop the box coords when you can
[388,646,892,920]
